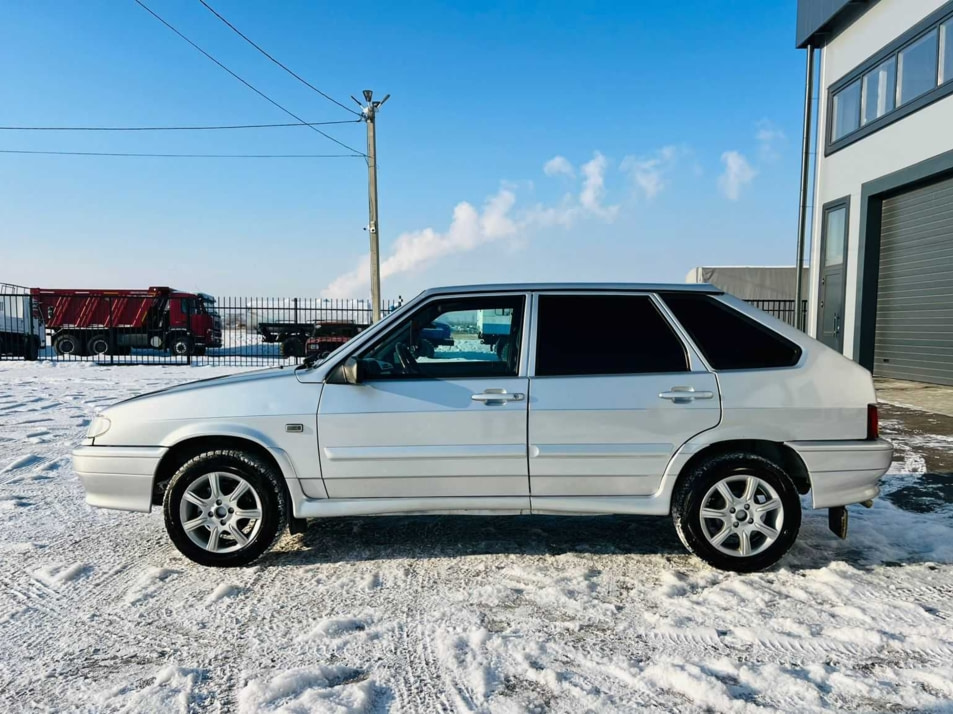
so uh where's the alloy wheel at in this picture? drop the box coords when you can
[178,472,263,553]
[698,474,784,557]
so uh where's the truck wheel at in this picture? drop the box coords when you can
[53,332,83,357]
[23,337,39,361]
[671,452,801,573]
[193,346,207,357]
[280,337,304,358]
[169,335,193,357]
[87,334,110,356]
[163,449,288,567]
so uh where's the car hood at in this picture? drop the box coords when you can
[112,367,296,406]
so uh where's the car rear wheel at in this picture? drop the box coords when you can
[672,451,801,572]
[163,450,288,567]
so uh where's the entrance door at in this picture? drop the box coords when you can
[818,200,849,352]
[317,293,530,500]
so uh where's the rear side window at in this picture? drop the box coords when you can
[535,295,688,376]
[661,294,802,370]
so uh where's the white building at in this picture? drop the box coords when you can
[799,0,953,385]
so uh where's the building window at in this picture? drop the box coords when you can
[898,29,938,105]
[941,19,953,84]
[832,80,861,141]
[862,58,896,124]
[827,5,953,152]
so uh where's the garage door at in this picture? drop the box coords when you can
[875,175,953,385]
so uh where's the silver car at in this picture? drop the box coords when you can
[73,283,893,572]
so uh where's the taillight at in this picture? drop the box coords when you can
[867,404,879,440]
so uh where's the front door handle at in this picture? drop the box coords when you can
[472,389,525,404]
[659,387,714,403]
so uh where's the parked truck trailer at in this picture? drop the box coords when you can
[31,287,222,357]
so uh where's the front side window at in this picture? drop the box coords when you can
[832,80,861,141]
[862,57,896,124]
[534,295,688,377]
[661,294,802,371]
[358,295,524,379]
[898,29,939,105]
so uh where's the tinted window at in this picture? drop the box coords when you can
[662,294,802,370]
[359,295,524,379]
[898,29,938,105]
[534,295,688,376]
[832,80,861,141]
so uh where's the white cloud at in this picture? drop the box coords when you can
[543,155,574,177]
[579,152,619,220]
[755,120,786,161]
[323,189,518,299]
[620,145,681,200]
[717,151,757,201]
[322,151,622,297]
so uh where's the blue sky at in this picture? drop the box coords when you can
[1,0,805,299]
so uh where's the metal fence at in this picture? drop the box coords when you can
[0,291,402,366]
[745,299,808,327]
[1,291,808,367]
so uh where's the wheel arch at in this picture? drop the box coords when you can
[664,439,811,510]
[153,432,297,507]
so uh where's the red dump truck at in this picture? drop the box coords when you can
[31,287,222,357]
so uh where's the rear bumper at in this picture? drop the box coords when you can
[71,445,166,513]
[785,438,893,509]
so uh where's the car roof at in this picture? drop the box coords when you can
[420,282,723,297]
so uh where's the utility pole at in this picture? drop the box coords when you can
[354,90,390,323]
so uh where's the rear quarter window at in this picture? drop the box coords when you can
[661,294,802,370]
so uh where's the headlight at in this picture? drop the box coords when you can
[87,416,112,439]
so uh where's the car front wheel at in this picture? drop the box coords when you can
[163,449,288,567]
[672,451,801,573]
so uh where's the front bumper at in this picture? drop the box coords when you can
[785,438,893,509]
[71,445,167,513]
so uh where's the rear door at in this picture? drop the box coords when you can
[527,293,721,498]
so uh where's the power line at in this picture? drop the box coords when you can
[0,120,361,131]
[132,0,366,156]
[0,149,361,158]
[197,0,361,118]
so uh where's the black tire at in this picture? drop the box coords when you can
[23,336,39,361]
[169,334,193,357]
[280,337,304,358]
[163,449,288,567]
[193,345,207,357]
[672,451,801,573]
[87,333,110,356]
[53,332,83,357]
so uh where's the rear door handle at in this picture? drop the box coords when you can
[659,387,714,403]
[472,389,525,404]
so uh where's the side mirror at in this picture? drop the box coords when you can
[342,356,364,385]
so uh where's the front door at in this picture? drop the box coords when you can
[317,294,530,500]
[818,201,849,352]
[528,294,721,498]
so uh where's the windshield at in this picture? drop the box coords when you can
[297,296,414,369]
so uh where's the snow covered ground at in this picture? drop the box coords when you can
[1,362,953,712]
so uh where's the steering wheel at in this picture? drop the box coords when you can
[395,343,419,373]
